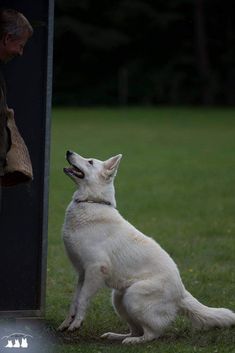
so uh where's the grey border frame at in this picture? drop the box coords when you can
[39,0,54,318]
[0,0,54,318]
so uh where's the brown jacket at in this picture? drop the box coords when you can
[0,109,33,187]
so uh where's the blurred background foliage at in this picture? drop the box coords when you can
[53,0,235,106]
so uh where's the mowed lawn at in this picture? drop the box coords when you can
[47,107,235,353]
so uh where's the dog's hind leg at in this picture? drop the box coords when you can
[121,279,178,344]
[101,289,143,341]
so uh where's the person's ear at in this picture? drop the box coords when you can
[3,33,12,46]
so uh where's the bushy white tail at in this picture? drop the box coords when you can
[180,290,235,329]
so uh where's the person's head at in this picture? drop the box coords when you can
[0,8,33,63]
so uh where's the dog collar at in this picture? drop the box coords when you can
[75,199,114,207]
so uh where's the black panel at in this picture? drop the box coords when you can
[0,0,53,313]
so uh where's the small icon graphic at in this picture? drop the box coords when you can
[21,338,28,348]
[5,340,13,348]
[1,333,33,349]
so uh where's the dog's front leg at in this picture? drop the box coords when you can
[58,273,84,331]
[68,264,105,332]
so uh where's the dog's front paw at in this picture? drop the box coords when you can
[68,318,83,332]
[57,320,71,332]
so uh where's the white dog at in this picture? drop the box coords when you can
[58,151,235,344]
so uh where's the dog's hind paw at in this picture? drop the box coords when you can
[122,336,144,345]
[101,332,131,341]
[122,334,155,345]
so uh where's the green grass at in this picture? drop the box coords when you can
[47,107,235,352]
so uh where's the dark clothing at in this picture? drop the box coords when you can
[0,63,10,176]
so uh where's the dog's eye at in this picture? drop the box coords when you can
[88,160,93,165]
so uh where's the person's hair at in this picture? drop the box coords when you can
[0,8,33,40]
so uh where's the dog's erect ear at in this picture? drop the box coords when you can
[102,154,122,180]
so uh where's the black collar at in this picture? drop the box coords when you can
[74,199,114,207]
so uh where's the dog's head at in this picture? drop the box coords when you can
[64,151,122,205]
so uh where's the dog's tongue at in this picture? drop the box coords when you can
[63,167,84,178]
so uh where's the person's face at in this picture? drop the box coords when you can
[1,31,30,63]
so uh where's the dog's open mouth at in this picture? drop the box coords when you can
[63,165,85,179]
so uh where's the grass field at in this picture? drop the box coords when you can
[47,107,235,353]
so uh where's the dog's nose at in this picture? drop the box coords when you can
[66,150,73,159]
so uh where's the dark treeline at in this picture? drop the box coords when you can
[53,0,235,106]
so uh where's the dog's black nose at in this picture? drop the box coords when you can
[66,150,73,159]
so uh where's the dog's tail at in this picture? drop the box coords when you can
[180,290,235,329]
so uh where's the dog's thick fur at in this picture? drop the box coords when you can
[58,151,235,344]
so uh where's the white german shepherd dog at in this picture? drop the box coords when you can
[58,151,235,344]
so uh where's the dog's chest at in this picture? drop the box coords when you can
[63,202,91,233]
[63,206,80,233]
[63,204,87,250]
[62,204,89,265]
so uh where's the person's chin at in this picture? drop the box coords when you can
[4,56,15,63]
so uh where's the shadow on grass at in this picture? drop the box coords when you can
[53,323,235,348]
